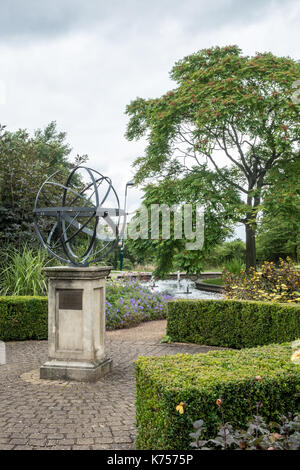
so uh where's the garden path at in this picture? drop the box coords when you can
[0,320,222,450]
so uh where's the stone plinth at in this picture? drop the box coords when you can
[0,341,5,365]
[40,266,113,382]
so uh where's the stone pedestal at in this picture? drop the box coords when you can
[0,341,5,365]
[40,266,113,382]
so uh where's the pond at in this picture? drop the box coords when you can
[142,278,223,300]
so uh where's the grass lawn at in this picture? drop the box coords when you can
[201,277,223,286]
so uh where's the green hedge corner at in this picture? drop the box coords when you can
[167,299,300,348]
[134,342,300,450]
[0,296,48,341]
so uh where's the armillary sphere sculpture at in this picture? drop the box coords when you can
[33,166,126,266]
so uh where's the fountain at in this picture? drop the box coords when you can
[150,275,157,288]
[142,277,223,300]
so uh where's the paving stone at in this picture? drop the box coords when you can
[0,438,9,444]
[72,445,92,450]
[28,440,47,447]
[10,439,29,445]
[94,437,114,444]
[0,320,222,450]
[13,445,32,450]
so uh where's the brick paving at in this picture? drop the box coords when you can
[0,320,222,450]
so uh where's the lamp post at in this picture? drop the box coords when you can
[120,180,134,271]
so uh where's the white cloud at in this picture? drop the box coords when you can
[0,80,6,105]
[0,0,299,226]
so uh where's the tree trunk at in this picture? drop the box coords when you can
[245,219,256,272]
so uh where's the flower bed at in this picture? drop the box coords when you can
[0,280,172,340]
[223,258,300,303]
[105,279,172,330]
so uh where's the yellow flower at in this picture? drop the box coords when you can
[176,402,185,414]
[291,350,300,364]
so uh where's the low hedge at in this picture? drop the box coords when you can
[0,296,48,341]
[167,299,300,348]
[134,342,300,450]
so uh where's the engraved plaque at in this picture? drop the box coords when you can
[59,289,83,310]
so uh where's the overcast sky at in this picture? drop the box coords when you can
[0,0,299,239]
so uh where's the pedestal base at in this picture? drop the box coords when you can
[40,357,113,382]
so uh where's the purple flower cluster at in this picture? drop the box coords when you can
[105,279,173,330]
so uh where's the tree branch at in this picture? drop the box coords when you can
[204,152,248,194]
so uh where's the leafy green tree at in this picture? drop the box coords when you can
[257,157,300,262]
[0,121,87,246]
[204,238,246,268]
[125,239,155,268]
[125,45,300,271]
[125,169,239,278]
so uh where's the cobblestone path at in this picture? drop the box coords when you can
[0,320,221,450]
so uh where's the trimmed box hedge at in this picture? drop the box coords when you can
[134,342,300,450]
[167,299,300,348]
[0,296,48,341]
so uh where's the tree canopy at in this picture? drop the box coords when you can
[0,121,87,246]
[125,45,300,271]
[125,166,241,277]
[257,156,300,262]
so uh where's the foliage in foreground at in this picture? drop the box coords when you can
[223,258,300,303]
[190,402,300,450]
[134,342,300,450]
[167,298,300,348]
[190,342,300,450]
[105,278,172,330]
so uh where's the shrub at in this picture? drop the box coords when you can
[122,257,134,270]
[223,258,300,303]
[0,296,48,341]
[134,342,300,450]
[105,278,172,330]
[166,299,300,348]
[204,239,246,269]
[0,246,50,296]
[0,279,171,340]
[223,257,245,275]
